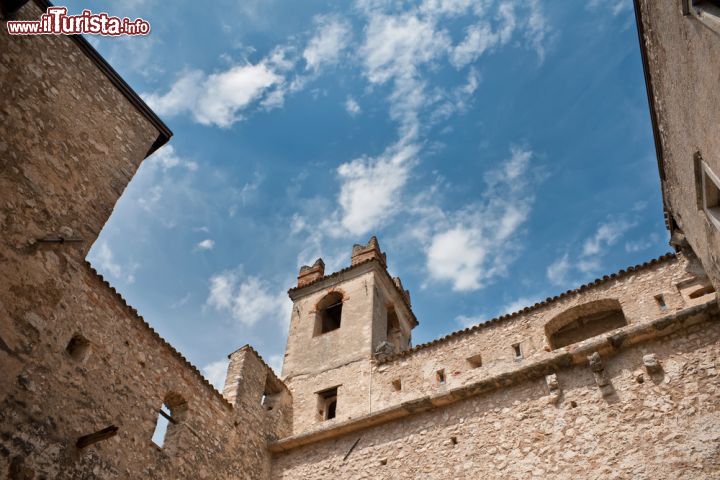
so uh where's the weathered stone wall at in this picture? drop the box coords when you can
[368,254,715,412]
[272,309,720,479]
[0,3,285,477]
[0,253,274,479]
[0,1,165,259]
[637,0,720,291]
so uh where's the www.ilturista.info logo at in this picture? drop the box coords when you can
[6,7,150,36]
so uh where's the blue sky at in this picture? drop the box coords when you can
[65,0,667,389]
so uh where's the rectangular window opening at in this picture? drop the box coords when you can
[466,353,483,368]
[654,294,668,311]
[321,303,342,333]
[392,379,402,391]
[436,369,446,385]
[512,343,523,359]
[316,387,338,421]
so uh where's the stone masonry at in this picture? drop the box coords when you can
[2,0,720,479]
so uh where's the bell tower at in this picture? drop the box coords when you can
[281,236,418,433]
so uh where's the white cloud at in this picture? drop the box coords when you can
[499,295,543,316]
[143,70,204,118]
[345,96,362,116]
[625,233,660,253]
[337,140,420,235]
[547,218,637,284]
[145,63,282,128]
[303,15,352,71]
[547,253,570,286]
[146,145,198,172]
[525,0,550,61]
[206,269,291,328]
[451,23,498,69]
[359,12,451,135]
[427,226,486,290]
[90,241,138,284]
[201,359,229,391]
[456,313,486,328]
[267,354,284,375]
[361,13,450,84]
[94,242,123,278]
[582,220,634,257]
[426,147,535,291]
[588,0,632,16]
[196,239,215,251]
[195,64,282,127]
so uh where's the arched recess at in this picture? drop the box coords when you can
[314,291,343,336]
[545,299,627,350]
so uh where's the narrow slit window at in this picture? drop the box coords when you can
[654,294,668,311]
[512,343,522,359]
[436,369,446,385]
[152,404,173,448]
[151,392,187,450]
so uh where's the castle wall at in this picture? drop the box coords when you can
[368,255,713,411]
[0,3,284,477]
[1,1,166,259]
[271,311,720,479]
[637,0,720,291]
[0,252,269,479]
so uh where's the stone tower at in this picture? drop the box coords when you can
[281,236,418,432]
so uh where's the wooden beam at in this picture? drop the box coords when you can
[76,425,118,449]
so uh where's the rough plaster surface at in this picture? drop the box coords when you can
[273,318,720,479]
[638,0,720,290]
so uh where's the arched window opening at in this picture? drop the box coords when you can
[152,392,187,449]
[546,299,627,350]
[314,292,343,336]
[386,305,404,351]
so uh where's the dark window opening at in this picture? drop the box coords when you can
[317,387,338,421]
[512,343,522,359]
[326,400,337,419]
[655,294,668,311]
[66,334,90,362]
[315,292,343,336]
[392,379,402,391]
[436,369,446,385]
[467,353,483,368]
